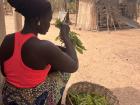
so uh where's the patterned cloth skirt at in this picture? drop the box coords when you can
[2,72,70,105]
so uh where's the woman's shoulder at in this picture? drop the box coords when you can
[0,33,15,62]
[23,37,58,54]
[31,39,63,58]
[1,33,15,48]
[5,33,15,39]
[23,39,60,63]
[38,40,60,52]
[38,40,56,47]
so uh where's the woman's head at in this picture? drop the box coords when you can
[8,0,52,34]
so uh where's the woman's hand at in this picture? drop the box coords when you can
[57,46,66,52]
[59,23,70,41]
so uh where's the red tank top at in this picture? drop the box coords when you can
[4,32,51,88]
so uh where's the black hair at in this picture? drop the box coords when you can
[7,0,52,18]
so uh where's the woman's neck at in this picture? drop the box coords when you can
[21,19,38,36]
[21,26,38,36]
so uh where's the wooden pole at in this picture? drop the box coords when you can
[96,8,99,31]
[64,0,67,11]
[0,1,6,43]
[75,0,79,26]
[111,16,117,31]
[106,2,110,32]
[0,1,6,104]
[106,13,110,32]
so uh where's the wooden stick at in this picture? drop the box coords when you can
[111,15,117,31]
[107,13,110,32]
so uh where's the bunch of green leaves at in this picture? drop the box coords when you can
[68,92,109,105]
[55,18,63,28]
[55,19,86,54]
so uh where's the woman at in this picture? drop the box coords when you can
[0,0,78,105]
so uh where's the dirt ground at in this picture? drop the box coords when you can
[3,15,140,105]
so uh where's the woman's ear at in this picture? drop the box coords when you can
[35,17,41,26]
[37,21,41,26]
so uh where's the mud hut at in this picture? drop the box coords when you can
[76,0,140,31]
[119,0,138,20]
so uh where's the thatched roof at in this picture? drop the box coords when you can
[119,0,137,3]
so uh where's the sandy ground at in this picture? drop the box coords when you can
[2,15,140,105]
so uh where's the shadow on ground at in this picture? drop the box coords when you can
[112,87,140,105]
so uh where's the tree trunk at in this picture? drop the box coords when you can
[49,0,65,11]
[0,1,6,104]
[75,0,79,26]
[0,1,6,43]
[14,11,22,31]
[76,0,97,30]
[64,0,67,11]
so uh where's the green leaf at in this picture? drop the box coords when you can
[55,19,62,28]
[55,36,60,41]
[76,46,83,54]
[55,19,86,54]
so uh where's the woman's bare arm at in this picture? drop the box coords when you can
[41,24,78,73]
